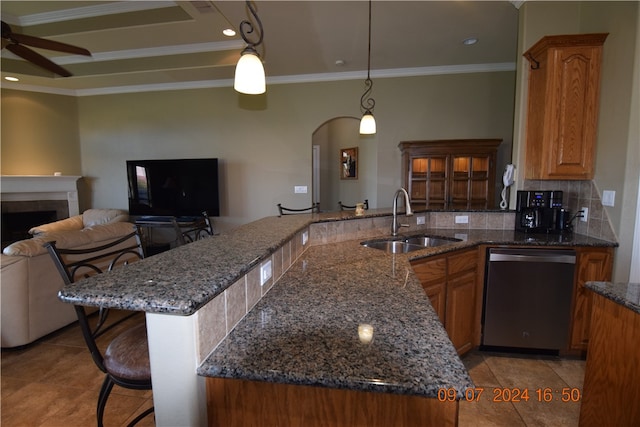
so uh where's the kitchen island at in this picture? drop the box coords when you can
[57,210,616,426]
[199,238,472,426]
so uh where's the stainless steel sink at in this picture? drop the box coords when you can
[361,235,462,253]
[403,236,461,247]
[361,240,426,254]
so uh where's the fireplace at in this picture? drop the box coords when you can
[2,210,58,247]
[1,175,82,248]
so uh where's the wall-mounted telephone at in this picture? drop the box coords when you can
[503,164,515,187]
[500,164,515,209]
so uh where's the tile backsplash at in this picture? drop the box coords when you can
[309,211,516,246]
[309,181,618,245]
[523,180,618,242]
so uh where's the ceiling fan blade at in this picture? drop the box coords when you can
[6,43,72,77]
[9,32,91,56]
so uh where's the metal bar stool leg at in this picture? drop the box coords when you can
[97,376,115,427]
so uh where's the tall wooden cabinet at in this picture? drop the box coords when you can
[523,33,608,180]
[399,139,501,210]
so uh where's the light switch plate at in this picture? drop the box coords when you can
[294,186,307,194]
[416,216,426,225]
[602,190,615,207]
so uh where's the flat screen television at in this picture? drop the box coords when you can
[126,158,220,217]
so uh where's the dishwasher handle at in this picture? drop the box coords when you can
[489,251,576,264]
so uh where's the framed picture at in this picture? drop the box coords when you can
[340,147,358,179]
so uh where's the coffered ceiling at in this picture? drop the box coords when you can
[0,1,519,96]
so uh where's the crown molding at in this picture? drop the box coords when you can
[1,62,516,97]
[55,40,245,65]
[1,40,245,66]
[0,82,77,96]
[7,1,178,27]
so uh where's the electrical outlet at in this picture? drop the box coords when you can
[302,230,308,246]
[581,207,589,222]
[416,216,426,225]
[260,260,272,286]
[294,186,307,194]
[455,215,469,224]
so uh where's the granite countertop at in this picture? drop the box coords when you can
[58,210,617,316]
[198,239,475,398]
[585,281,640,314]
[57,215,313,314]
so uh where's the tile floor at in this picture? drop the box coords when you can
[2,312,585,427]
[1,311,154,427]
[459,350,585,426]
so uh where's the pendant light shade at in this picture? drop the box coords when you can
[359,0,376,135]
[360,110,376,134]
[234,1,266,95]
[234,47,265,94]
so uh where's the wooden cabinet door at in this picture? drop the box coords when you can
[412,247,479,356]
[446,271,476,355]
[446,248,478,355]
[524,33,608,180]
[412,256,447,322]
[570,247,614,351]
[408,155,448,210]
[424,282,446,324]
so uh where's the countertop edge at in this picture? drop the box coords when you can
[585,281,640,314]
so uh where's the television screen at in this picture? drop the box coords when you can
[126,158,220,217]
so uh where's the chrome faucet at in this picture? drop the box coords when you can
[391,188,413,236]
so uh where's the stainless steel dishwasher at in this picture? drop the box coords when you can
[482,248,576,352]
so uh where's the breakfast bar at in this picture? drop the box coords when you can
[57,210,616,426]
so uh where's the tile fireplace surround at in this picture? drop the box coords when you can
[0,175,82,218]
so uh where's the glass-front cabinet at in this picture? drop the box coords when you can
[399,139,501,210]
[409,156,448,209]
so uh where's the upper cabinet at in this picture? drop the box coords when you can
[399,139,501,210]
[523,33,608,180]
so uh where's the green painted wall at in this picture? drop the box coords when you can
[1,89,81,175]
[75,72,515,228]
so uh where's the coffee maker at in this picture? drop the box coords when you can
[515,190,569,233]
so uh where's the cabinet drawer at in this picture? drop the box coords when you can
[448,249,477,275]
[412,257,446,284]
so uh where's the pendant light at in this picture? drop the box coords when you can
[359,0,376,135]
[234,1,266,94]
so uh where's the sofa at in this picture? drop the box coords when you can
[1,209,139,348]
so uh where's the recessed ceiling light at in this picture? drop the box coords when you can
[335,59,345,66]
[223,28,236,37]
[463,37,478,46]
[4,76,19,82]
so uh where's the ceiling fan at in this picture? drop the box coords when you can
[1,20,91,77]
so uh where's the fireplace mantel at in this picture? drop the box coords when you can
[1,175,82,216]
